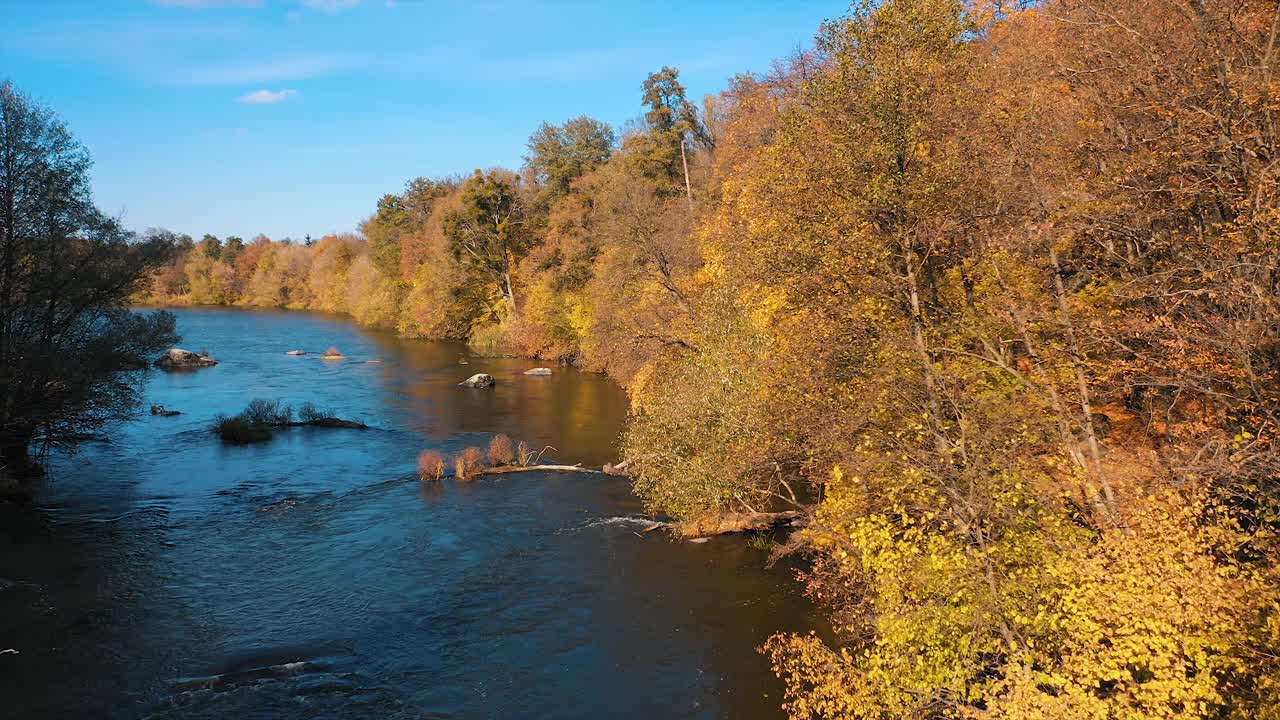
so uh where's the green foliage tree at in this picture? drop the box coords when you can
[199,233,222,260]
[629,66,712,198]
[525,115,615,200]
[364,193,409,279]
[222,235,244,263]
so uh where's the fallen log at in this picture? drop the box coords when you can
[475,463,602,476]
[602,459,632,476]
[671,510,805,538]
[602,455,655,476]
[422,456,805,539]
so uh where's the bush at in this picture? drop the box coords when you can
[214,414,274,444]
[454,446,486,480]
[417,449,445,480]
[298,402,334,423]
[487,434,515,465]
[243,398,292,425]
[213,399,297,444]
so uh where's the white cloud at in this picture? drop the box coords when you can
[152,0,264,7]
[237,88,298,104]
[299,0,363,11]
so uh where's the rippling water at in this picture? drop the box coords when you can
[0,308,820,719]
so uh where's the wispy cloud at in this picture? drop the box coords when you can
[152,0,264,7]
[299,0,363,11]
[238,88,298,104]
[171,52,360,85]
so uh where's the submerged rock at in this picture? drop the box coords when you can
[523,367,553,376]
[458,373,495,388]
[154,348,218,369]
[150,405,181,417]
[285,350,306,356]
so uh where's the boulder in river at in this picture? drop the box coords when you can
[285,350,306,356]
[523,367,553,376]
[458,373,495,388]
[154,348,218,369]
[150,405,181,417]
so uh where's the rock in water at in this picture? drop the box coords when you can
[458,373,496,388]
[523,367,553,376]
[286,350,306,356]
[154,348,218,369]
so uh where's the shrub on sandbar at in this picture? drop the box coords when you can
[487,434,515,466]
[454,446,486,480]
[417,449,446,480]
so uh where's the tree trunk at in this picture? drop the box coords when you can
[502,248,517,312]
[903,243,949,457]
[680,137,694,211]
[1049,245,1118,520]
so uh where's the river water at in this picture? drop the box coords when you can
[0,308,819,719]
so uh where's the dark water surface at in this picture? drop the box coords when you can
[0,308,819,719]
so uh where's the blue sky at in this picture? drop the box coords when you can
[1,0,839,240]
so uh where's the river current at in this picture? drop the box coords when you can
[0,307,819,719]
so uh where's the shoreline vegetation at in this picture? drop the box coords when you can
[6,0,1280,716]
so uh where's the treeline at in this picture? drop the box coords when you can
[139,64,713,380]
[140,0,1280,716]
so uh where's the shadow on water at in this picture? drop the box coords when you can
[0,308,823,719]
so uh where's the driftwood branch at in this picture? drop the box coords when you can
[603,459,633,476]
[427,455,807,539]
[475,463,603,476]
[602,455,656,476]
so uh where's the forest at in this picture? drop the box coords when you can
[133,0,1280,717]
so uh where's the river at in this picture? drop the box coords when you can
[0,308,820,719]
